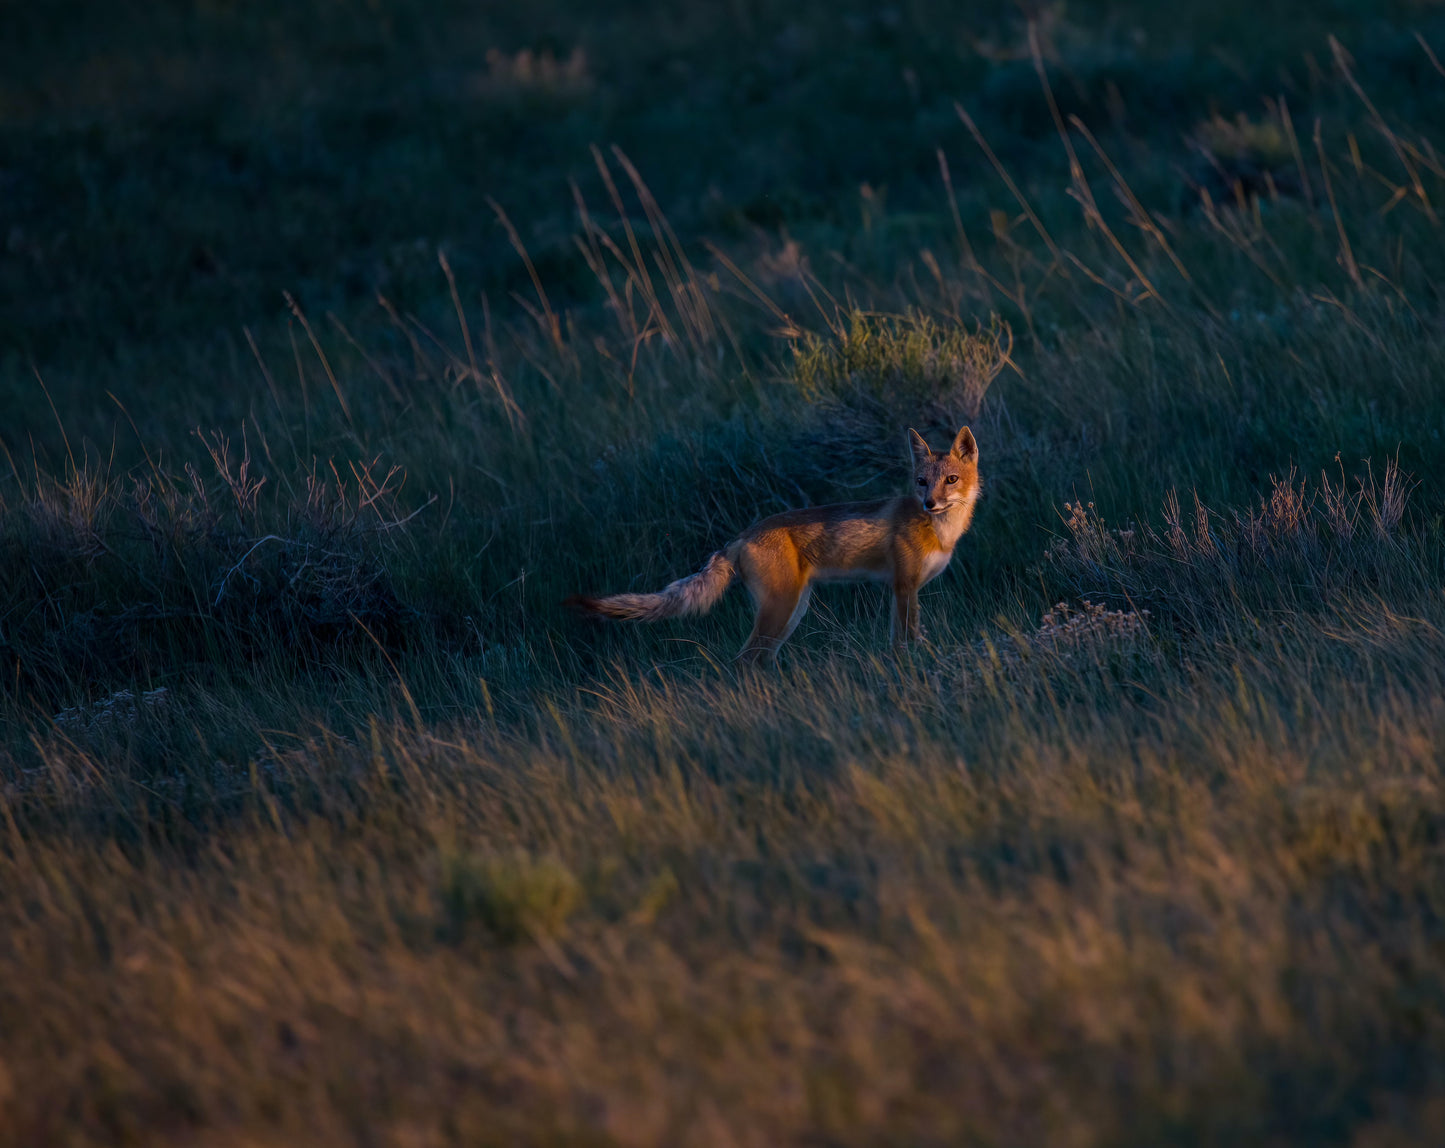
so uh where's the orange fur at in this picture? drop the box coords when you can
[570,426,981,663]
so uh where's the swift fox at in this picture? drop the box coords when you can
[570,426,980,663]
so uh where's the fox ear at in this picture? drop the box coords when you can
[951,426,978,461]
[908,428,932,466]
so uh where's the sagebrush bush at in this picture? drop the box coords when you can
[791,310,1012,417]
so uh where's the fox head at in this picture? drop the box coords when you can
[908,426,980,516]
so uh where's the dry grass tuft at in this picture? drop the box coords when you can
[440,848,584,945]
[792,311,1012,418]
[476,46,592,100]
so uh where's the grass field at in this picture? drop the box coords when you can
[5,1,1445,1143]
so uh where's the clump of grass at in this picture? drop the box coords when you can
[1194,112,1293,168]
[475,46,592,101]
[440,848,583,944]
[1043,460,1428,631]
[54,687,170,738]
[929,598,1155,700]
[1002,598,1151,667]
[791,310,1011,418]
[1,443,429,704]
[1188,109,1304,206]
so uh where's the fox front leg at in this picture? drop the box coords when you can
[890,583,924,646]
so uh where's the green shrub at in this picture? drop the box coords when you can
[440,848,582,945]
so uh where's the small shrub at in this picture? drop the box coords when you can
[1195,113,1292,169]
[791,311,1011,418]
[1189,111,1302,204]
[473,46,591,101]
[937,599,1154,696]
[439,848,582,944]
[53,687,170,739]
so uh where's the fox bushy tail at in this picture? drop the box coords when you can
[571,546,738,622]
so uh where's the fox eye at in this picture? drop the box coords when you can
[946,474,959,484]
[916,477,927,486]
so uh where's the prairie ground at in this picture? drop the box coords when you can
[4,2,1445,1144]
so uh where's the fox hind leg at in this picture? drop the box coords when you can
[737,580,808,665]
[781,584,813,643]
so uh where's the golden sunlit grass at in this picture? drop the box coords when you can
[7,612,1445,1144]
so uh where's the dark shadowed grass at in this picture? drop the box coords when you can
[6,1,1445,1144]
